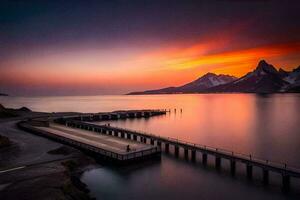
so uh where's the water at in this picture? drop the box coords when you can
[1,94,300,199]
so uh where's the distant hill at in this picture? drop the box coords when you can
[128,60,300,94]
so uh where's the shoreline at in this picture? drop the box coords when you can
[0,107,95,200]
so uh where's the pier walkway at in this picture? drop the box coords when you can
[18,121,161,163]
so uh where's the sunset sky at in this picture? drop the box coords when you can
[1,0,300,96]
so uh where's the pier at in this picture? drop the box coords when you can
[18,110,167,164]
[63,119,300,191]
[18,108,300,191]
[56,109,168,122]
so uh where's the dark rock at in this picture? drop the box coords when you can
[18,107,31,112]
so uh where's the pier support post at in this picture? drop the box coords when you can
[191,150,196,162]
[230,160,236,176]
[127,133,131,140]
[121,132,125,138]
[165,143,170,153]
[157,141,161,147]
[202,153,207,165]
[246,164,253,180]
[263,169,269,185]
[215,156,221,170]
[133,135,137,141]
[150,139,155,145]
[143,137,147,143]
[174,145,179,157]
[184,148,189,159]
[282,174,290,192]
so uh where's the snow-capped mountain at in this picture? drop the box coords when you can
[128,60,300,95]
[208,60,290,93]
[178,73,237,92]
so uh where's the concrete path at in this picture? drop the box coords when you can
[37,123,153,154]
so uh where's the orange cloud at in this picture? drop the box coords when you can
[140,41,300,77]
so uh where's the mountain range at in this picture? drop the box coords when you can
[128,60,300,94]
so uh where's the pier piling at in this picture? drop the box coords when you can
[230,160,236,176]
[151,139,155,145]
[157,141,161,147]
[184,148,189,159]
[175,145,179,157]
[246,164,253,179]
[215,156,221,170]
[202,153,207,165]
[282,174,290,192]
[165,143,170,153]
[191,150,196,162]
[263,169,269,185]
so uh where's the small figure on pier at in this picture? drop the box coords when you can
[174,108,176,113]
[180,108,182,113]
[126,144,131,152]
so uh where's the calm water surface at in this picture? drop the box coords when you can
[1,94,300,199]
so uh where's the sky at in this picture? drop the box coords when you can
[1,0,300,96]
